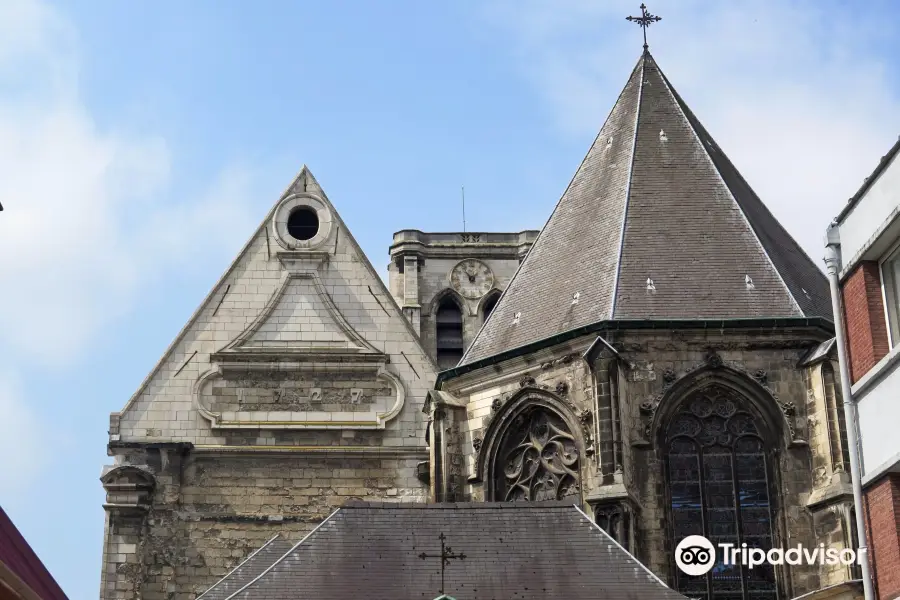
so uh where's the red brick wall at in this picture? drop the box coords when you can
[842,261,890,383]
[865,475,900,599]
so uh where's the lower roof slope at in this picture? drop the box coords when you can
[461,50,831,365]
[196,535,293,600]
[219,501,688,600]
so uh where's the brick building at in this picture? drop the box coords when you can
[99,48,864,600]
[826,136,900,599]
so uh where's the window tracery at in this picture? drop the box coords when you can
[666,385,777,600]
[492,407,580,502]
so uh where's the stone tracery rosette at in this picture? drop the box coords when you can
[633,359,804,448]
[497,408,580,501]
[473,388,585,502]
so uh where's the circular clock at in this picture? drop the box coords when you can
[450,259,494,299]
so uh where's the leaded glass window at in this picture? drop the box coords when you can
[666,386,777,600]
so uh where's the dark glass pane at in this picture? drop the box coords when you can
[665,387,777,600]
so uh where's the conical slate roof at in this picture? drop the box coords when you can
[461,50,832,366]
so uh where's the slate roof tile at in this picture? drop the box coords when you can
[461,50,831,365]
[220,502,688,600]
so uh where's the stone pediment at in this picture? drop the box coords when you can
[195,264,406,430]
[219,270,381,357]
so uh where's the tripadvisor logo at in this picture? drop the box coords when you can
[675,535,861,575]
[675,536,716,576]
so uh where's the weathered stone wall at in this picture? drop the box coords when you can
[387,231,538,363]
[100,170,438,600]
[439,325,852,599]
[609,329,822,598]
[100,449,427,600]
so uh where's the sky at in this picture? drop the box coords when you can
[1,0,899,597]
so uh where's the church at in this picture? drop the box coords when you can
[97,33,863,600]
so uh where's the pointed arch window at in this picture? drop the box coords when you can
[492,406,580,502]
[482,291,500,322]
[666,386,777,600]
[822,362,850,473]
[435,296,464,369]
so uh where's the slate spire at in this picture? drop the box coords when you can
[461,51,832,365]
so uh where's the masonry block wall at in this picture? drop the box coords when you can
[387,231,537,363]
[101,449,427,600]
[99,170,438,600]
[842,261,890,383]
[439,326,854,600]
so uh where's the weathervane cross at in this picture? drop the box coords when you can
[626,3,662,51]
[419,532,466,595]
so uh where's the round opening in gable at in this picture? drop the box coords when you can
[287,207,319,241]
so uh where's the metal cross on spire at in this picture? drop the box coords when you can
[626,3,662,51]
[419,532,466,595]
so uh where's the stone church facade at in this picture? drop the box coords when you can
[99,49,863,600]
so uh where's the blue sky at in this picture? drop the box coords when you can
[1,0,899,597]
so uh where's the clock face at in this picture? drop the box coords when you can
[450,259,494,299]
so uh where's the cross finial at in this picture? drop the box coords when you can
[419,532,466,595]
[626,3,662,51]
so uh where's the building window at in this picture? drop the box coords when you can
[435,297,464,369]
[491,405,580,501]
[594,503,631,551]
[482,292,500,321]
[822,362,850,473]
[881,242,900,346]
[286,207,319,241]
[666,385,777,600]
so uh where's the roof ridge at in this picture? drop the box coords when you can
[573,504,671,590]
[222,509,341,600]
[649,54,804,317]
[609,53,646,318]
[342,500,579,509]
[196,534,283,600]
[460,54,647,364]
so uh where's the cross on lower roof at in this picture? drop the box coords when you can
[419,532,466,595]
[626,3,662,51]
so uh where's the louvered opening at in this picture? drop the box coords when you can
[436,298,463,370]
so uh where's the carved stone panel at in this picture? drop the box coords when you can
[493,407,580,502]
[207,371,390,414]
[195,363,406,430]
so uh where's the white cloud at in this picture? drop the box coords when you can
[0,0,260,367]
[479,0,900,265]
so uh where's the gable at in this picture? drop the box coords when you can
[110,167,437,443]
[221,503,688,600]
[225,273,380,354]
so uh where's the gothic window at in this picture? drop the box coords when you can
[594,503,631,551]
[666,386,777,600]
[435,296,464,370]
[493,406,580,502]
[822,363,850,473]
[482,291,500,322]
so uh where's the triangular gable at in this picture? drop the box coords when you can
[111,167,437,441]
[223,502,689,600]
[222,272,380,354]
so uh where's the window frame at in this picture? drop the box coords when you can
[663,389,779,600]
[878,237,900,349]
